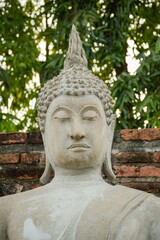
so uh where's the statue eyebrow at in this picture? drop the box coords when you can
[52,106,74,116]
[79,105,101,116]
[52,105,101,116]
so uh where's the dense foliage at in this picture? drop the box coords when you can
[0,0,160,132]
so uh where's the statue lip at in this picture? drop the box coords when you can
[67,143,91,149]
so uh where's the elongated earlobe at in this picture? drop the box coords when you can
[40,159,53,184]
[40,133,54,184]
[103,153,116,181]
[103,119,116,181]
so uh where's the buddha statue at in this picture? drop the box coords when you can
[0,25,160,240]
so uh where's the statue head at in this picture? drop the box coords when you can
[37,25,116,184]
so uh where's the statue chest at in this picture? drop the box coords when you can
[5,185,160,240]
[7,185,110,240]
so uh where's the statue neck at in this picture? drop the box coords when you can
[51,167,104,184]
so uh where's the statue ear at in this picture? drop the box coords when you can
[103,119,116,181]
[40,133,53,184]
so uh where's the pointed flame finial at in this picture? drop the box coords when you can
[64,25,88,69]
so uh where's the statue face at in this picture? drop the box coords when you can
[45,95,110,170]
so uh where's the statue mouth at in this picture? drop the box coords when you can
[67,143,91,150]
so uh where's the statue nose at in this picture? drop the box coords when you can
[69,132,85,140]
[69,118,85,140]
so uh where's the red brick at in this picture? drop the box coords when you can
[17,175,36,180]
[17,169,44,180]
[0,153,20,164]
[20,152,45,165]
[0,166,44,179]
[153,152,160,162]
[0,132,27,144]
[115,165,160,177]
[112,152,152,163]
[21,152,40,165]
[120,128,160,141]
[38,152,46,167]
[27,132,43,144]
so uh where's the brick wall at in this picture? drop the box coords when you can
[0,129,160,197]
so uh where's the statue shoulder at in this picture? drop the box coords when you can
[145,194,160,217]
[0,193,16,215]
[107,185,160,240]
[115,184,160,207]
[0,194,17,239]
[0,185,46,239]
[147,195,160,239]
[69,185,154,240]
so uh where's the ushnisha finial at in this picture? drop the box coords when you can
[64,25,88,69]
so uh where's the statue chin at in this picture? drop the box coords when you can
[54,155,104,170]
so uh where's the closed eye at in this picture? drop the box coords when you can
[83,116,97,121]
[54,117,70,122]
[53,109,71,122]
[82,109,99,121]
